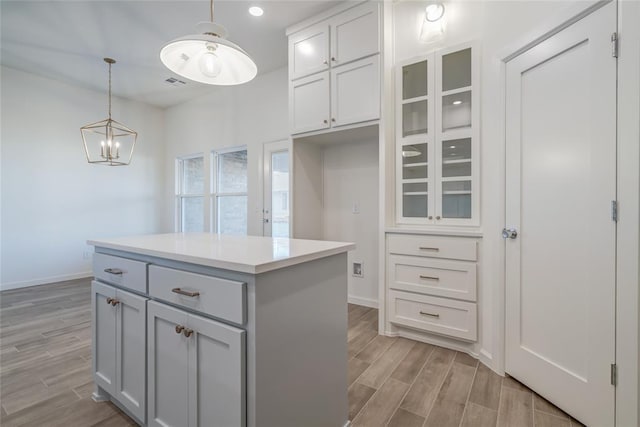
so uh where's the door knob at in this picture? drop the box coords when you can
[502,228,518,239]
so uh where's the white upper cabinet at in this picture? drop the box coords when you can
[396,42,479,226]
[289,24,330,80]
[330,1,380,67]
[290,71,331,134]
[331,56,380,127]
[288,1,381,135]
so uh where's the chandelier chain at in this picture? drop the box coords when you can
[108,61,112,119]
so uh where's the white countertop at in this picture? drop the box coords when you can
[88,233,355,274]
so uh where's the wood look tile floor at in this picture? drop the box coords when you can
[0,279,584,427]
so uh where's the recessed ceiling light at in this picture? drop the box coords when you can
[453,100,462,105]
[249,6,264,17]
[450,145,456,149]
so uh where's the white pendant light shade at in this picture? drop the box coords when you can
[161,22,257,85]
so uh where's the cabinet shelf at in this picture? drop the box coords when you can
[403,162,428,168]
[441,176,472,182]
[441,86,472,97]
[442,159,471,165]
[442,191,471,195]
[403,178,429,184]
[404,192,428,196]
[402,95,428,105]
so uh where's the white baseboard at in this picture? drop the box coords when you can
[0,271,92,291]
[348,295,379,308]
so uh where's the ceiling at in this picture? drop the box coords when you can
[0,0,342,108]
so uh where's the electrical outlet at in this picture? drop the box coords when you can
[352,202,360,214]
[352,262,363,278]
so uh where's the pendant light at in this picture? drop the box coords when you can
[81,58,137,166]
[160,0,258,85]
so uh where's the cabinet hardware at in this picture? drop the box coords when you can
[331,118,336,122]
[418,247,439,251]
[172,288,200,297]
[175,325,185,334]
[104,268,124,275]
[419,275,439,281]
[611,363,617,386]
[419,311,440,318]
[502,228,518,239]
[436,216,441,220]
[323,60,328,65]
[331,57,336,61]
[323,119,328,124]
[110,299,120,306]
[428,216,433,220]
[611,32,618,58]
[183,328,194,338]
[106,297,114,305]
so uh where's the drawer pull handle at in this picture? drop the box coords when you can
[104,268,124,275]
[418,247,439,251]
[107,298,119,306]
[175,325,185,334]
[106,297,113,305]
[419,275,440,281]
[172,288,200,298]
[183,328,194,338]
[420,311,440,318]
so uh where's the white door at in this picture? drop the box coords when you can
[91,281,116,395]
[147,301,189,427]
[331,55,380,127]
[187,312,246,427]
[330,1,379,67]
[115,288,147,422]
[288,23,329,80]
[263,140,290,237]
[505,3,616,426]
[290,71,330,134]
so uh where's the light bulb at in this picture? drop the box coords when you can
[199,44,222,78]
[453,100,462,105]
[425,3,445,22]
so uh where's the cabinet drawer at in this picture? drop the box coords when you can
[387,234,477,261]
[388,290,477,341]
[94,253,148,293]
[388,255,476,302]
[148,265,246,325]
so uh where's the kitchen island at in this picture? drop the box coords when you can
[88,233,355,427]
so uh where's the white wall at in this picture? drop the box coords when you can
[163,67,289,235]
[323,139,379,307]
[0,66,166,290]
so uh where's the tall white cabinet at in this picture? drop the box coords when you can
[288,1,381,135]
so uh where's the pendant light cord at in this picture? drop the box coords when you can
[210,0,214,22]
[108,61,112,120]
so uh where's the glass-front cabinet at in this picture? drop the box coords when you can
[396,42,479,226]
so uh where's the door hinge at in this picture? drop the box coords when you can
[611,32,618,58]
[611,363,617,386]
[611,200,618,222]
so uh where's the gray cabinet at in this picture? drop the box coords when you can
[147,300,246,427]
[92,281,147,422]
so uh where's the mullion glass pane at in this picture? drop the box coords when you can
[181,197,204,232]
[271,151,289,238]
[218,195,247,235]
[218,150,247,193]
[403,60,428,100]
[182,157,204,194]
[403,101,428,136]
[442,48,471,91]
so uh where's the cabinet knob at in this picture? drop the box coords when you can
[331,118,336,122]
[323,119,328,124]
[110,299,119,306]
[183,328,194,338]
[428,216,433,220]
[175,325,185,334]
[331,57,336,62]
[106,297,113,305]
[436,216,441,220]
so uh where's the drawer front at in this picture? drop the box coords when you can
[94,253,148,293]
[148,265,246,325]
[388,255,477,302]
[387,234,477,261]
[388,290,477,341]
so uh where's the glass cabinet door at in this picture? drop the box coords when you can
[400,60,429,138]
[441,48,472,133]
[441,138,471,219]
[401,143,429,218]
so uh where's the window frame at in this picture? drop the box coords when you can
[210,146,248,234]
[175,153,205,232]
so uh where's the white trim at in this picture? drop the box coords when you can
[348,295,379,309]
[285,0,368,36]
[0,271,92,291]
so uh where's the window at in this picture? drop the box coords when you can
[212,147,248,235]
[176,155,205,232]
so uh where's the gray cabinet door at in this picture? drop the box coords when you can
[147,301,189,427]
[115,288,147,422]
[187,312,246,427]
[92,281,116,395]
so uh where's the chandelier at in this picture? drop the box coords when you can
[81,58,137,166]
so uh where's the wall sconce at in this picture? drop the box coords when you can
[420,2,446,42]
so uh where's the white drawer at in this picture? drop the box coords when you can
[388,255,477,302]
[388,289,477,341]
[387,234,477,261]
[93,253,148,293]
[148,265,246,325]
